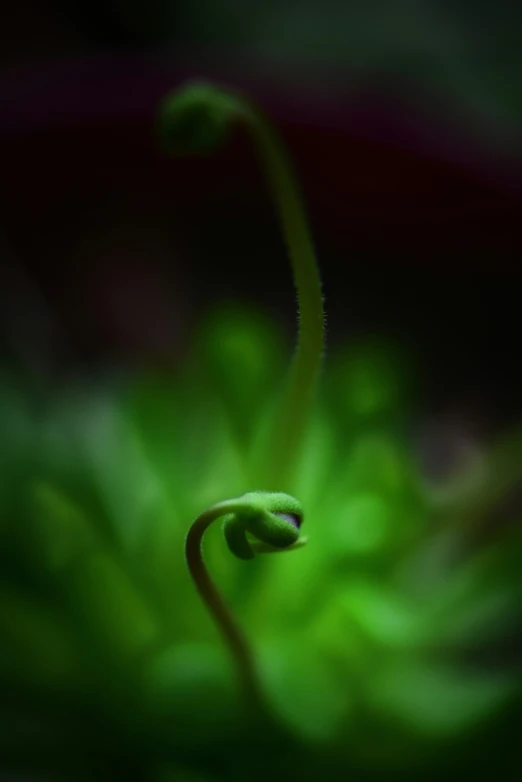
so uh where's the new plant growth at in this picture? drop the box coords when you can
[159,81,325,715]
[186,491,305,716]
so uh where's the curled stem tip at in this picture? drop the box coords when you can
[159,81,325,489]
[158,82,243,155]
[185,492,305,712]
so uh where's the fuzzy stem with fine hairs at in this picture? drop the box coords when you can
[238,99,325,490]
[158,83,325,491]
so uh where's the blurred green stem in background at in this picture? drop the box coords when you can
[158,81,325,490]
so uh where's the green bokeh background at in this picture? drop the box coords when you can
[1,303,521,780]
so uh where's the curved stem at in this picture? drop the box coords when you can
[237,100,325,490]
[185,500,267,714]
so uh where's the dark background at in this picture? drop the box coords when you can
[1,0,522,425]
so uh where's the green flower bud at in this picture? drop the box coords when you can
[222,492,303,561]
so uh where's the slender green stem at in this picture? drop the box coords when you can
[159,83,325,490]
[235,99,325,490]
[185,500,267,713]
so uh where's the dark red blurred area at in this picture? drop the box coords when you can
[1,59,522,419]
[3,63,522,265]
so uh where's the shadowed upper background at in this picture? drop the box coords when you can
[1,1,521,423]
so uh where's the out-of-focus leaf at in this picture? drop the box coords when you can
[368,661,518,736]
[31,482,160,663]
[259,637,348,741]
[146,642,239,747]
[0,589,83,688]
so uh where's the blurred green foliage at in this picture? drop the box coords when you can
[0,305,521,780]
